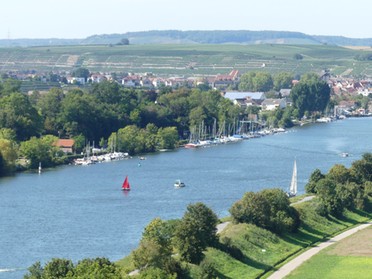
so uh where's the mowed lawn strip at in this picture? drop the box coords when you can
[286,225,372,279]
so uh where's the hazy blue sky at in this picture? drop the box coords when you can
[1,0,371,39]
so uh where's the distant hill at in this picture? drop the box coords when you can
[1,30,372,47]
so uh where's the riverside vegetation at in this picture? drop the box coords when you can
[23,154,372,278]
[0,71,336,176]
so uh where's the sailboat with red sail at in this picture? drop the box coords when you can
[122,175,130,191]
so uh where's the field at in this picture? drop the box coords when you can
[286,225,372,279]
[1,44,372,76]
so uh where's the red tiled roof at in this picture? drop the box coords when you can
[56,139,75,147]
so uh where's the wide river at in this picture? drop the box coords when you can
[1,117,372,278]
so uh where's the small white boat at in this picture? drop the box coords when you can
[174,179,185,188]
[341,152,349,157]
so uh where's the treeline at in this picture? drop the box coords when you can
[23,154,372,278]
[0,79,241,175]
[306,153,372,216]
[0,71,336,176]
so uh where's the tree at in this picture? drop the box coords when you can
[0,92,43,141]
[157,127,178,149]
[253,72,273,92]
[73,257,122,279]
[316,178,344,216]
[20,135,61,169]
[290,76,330,118]
[24,261,43,279]
[36,88,64,134]
[305,168,325,193]
[238,71,273,92]
[42,258,74,279]
[175,202,218,264]
[350,153,372,183]
[327,164,352,184]
[274,72,293,90]
[0,138,17,173]
[230,188,299,233]
[238,72,256,91]
[132,218,179,275]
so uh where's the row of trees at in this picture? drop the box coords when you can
[238,71,293,92]
[0,70,335,175]
[0,79,242,175]
[24,257,122,279]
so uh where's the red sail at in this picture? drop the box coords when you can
[122,176,130,191]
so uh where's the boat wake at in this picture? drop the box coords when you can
[0,267,25,273]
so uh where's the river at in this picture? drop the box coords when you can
[0,117,371,278]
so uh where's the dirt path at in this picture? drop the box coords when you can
[267,222,372,279]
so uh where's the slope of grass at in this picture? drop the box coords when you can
[117,197,372,278]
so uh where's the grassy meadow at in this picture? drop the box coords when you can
[1,44,371,76]
[116,197,372,278]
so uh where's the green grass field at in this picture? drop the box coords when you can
[1,44,371,76]
[286,225,372,279]
[286,255,372,279]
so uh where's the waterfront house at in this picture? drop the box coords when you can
[55,139,75,154]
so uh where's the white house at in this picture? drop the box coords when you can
[261,98,287,111]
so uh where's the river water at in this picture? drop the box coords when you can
[0,117,371,278]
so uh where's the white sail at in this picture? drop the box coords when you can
[289,160,297,196]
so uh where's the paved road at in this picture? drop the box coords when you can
[267,222,372,279]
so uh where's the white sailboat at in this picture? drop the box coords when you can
[288,160,297,197]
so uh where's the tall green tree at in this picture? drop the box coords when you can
[20,135,62,169]
[274,72,293,90]
[238,71,273,92]
[290,75,330,118]
[36,88,64,134]
[175,202,218,264]
[0,92,42,140]
[230,188,299,233]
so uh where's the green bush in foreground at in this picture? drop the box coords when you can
[229,188,300,233]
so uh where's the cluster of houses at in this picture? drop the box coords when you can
[5,68,372,116]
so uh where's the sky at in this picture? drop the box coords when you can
[1,0,371,39]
